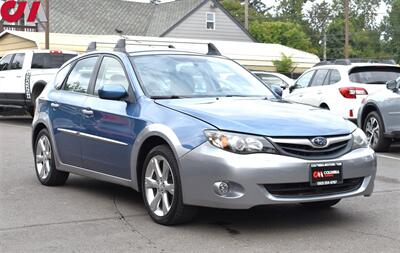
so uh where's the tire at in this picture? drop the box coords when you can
[141,145,197,225]
[34,129,69,186]
[301,199,341,209]
[363,111,391,151]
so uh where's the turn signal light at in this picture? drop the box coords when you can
[339,87,368,99]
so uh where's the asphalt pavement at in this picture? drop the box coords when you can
[0,115,399,253]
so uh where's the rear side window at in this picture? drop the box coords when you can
[328,69,341,84]
[349,66,400,84]
[296,70,315,88]
[31,53,77,69]
[10,53,25,70]
[0,54,13,71]
[63,57,98,93]
[310,69,329,87]
[55,64,72,89]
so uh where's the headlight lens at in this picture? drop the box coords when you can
[352,128,369,149]
[204,130,277,154]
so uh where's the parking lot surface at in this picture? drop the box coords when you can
[0,116,399,253]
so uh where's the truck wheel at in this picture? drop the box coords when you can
[363,111,391,151]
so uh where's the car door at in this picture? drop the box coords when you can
[284,70,315,102]
[48,56,99,167]
[7,53,26,95]
[0,54,14,97]
[80,55,137,179]
[301,69,329,106]
[384,81,400,132]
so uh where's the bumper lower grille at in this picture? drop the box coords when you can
[264,177,364,198]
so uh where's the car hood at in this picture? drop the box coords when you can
[156,98,356,137]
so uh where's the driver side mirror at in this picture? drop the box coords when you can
[386,80,399,92]
[98,85,128,101]
[289,84,297,93]
[271,85,283,98]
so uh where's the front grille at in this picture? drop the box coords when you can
[264,177,364,198]
[270,135,352,159]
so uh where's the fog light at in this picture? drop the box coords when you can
[214,181,230,195]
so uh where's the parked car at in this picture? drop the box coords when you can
[0,49,77,116]
[284,60,400,122]
[252,71,294,90]
[358,79,400,151]
[32,40,376,225]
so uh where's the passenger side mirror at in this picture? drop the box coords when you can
[98,85,128,101]
[271,85,283,98]
[386,80,399,92]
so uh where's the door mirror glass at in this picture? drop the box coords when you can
[271,85,283,98]
[386,80,399,91]
[98,85,128,100]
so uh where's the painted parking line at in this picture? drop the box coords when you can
[377,154,400,161]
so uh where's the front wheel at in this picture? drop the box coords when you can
[142,145,197,225]
[363,111,391,151]
[301,199,341,209]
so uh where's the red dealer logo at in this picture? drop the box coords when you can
[1,1,41,23]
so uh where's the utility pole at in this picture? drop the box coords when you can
[45,0,49,49]
[244,0,249,30]
[323,32,327,61]
[344,0,349,59]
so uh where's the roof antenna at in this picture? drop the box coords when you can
[86,42,97,52]
[114,39,126,52]
[207,43,221,56]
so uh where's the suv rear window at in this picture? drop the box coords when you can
[349,66,400,84]
[31,53,77,69]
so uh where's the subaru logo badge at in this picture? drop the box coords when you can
[311,137,328,148]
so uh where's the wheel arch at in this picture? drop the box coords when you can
[361,103,386,133]
[32,122,48,152]
[31,81,47,101]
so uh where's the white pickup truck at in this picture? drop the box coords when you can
[0,50,77,115]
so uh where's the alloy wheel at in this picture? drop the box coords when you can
[144,155,175,217]
[35,135,52,180]
[365,117,379,147]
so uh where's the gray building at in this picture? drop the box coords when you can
[1,0,254,42]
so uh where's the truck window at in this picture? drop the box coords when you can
[31,53,77,69]
[10,53,25,70]
[0,54,13,71]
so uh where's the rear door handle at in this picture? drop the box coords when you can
[50,102,60,108]
[82,108,94,116]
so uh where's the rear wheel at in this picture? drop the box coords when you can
[34,129,69,186]
[301,199,341,209]
[363,111,391,151]
[141,145,197,225]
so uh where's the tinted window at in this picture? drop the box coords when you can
[0,54,13,71]
[64,57,97,93]
[310,69,329,87]
[349,66,400,84]
[94,57,129,95]
[55,64,72,89]
[328,69,341,84]
[32,53,77,69]
[10,53,25,70]
[296,71,315,88]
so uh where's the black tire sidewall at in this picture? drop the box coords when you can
[141,145,183,224]
[363,111,390,151]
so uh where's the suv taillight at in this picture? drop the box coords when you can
[339,87,368,99]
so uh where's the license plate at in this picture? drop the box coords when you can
[310,162,343,186]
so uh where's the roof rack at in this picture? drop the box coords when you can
[314,58,397,67]
[86,38,222,56]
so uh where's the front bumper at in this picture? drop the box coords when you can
[179,142,376,209]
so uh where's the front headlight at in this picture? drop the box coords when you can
[204,130,278,154]
[352,128,369,149]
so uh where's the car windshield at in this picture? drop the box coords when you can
[130,54,275,99]
[349,66,400,84]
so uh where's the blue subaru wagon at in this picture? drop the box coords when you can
[32,40,376,225]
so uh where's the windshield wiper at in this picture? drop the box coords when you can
[150,95,187,99]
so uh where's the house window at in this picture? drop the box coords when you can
[206,12,215,30]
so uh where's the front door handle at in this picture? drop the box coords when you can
[82,108,94,116]
[50,102,60,108]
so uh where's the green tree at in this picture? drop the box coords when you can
[273,54,295,73]
[383,0,400,62]
[275,0,308,23]
[249,21,315,53]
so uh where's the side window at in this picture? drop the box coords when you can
[0,54,13,71]
[94,57,130,95]
[328,69,341,84]
[295,70,315,88]
[55,64,72,89]
[64,57,98,93]
[10,53,25,70]
[259,75,286,87]
[310,69,329,87]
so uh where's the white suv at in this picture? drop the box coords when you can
[284,61,400,121]
[0,50,77,116]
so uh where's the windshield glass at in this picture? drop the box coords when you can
[131,55,275,98]
[349,66,400,84]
